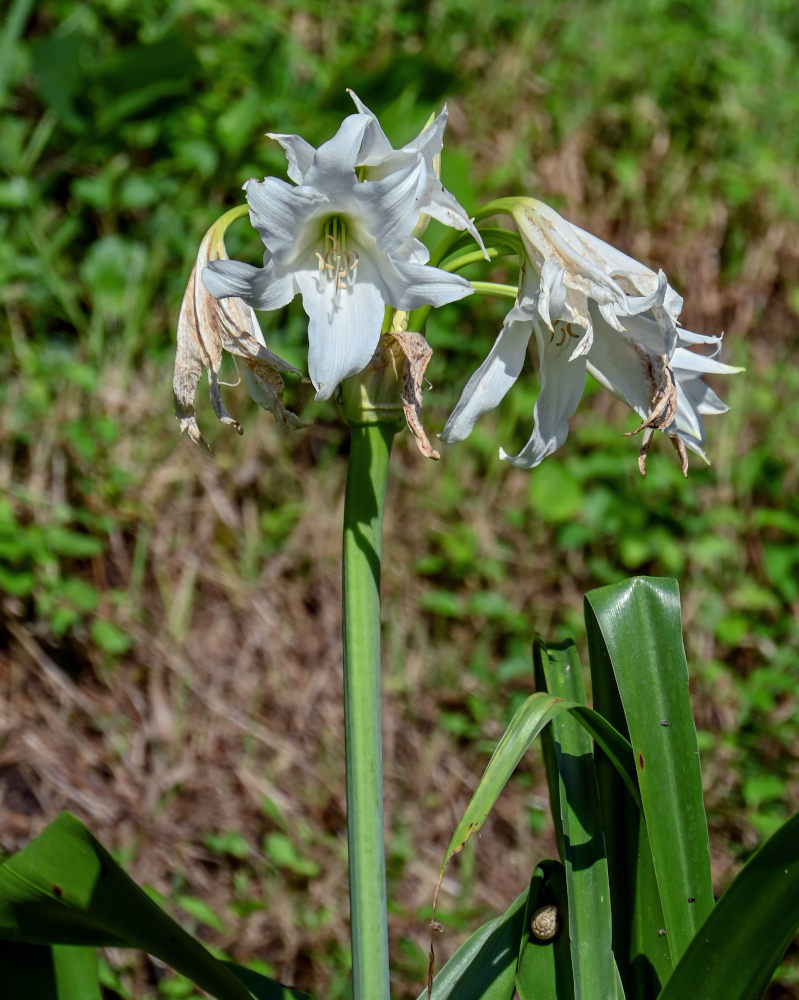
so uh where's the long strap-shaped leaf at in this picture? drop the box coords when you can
[0,942,101,1000]
[534,640,620,1000]
[585,578,713,963]
[516,861,574,1000]
[417,888,529,1000]
[441,693,638,871]
[0,812,312,1000]
[657,811,799,1000]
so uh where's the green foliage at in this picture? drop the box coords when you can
[0,812,314,1000]
[434,578,799,998]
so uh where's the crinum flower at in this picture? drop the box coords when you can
[441,198,741,475]
[202,113,473,401]
[174,206,304,447]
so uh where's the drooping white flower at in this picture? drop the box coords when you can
[174,207,304,447]
[203,114,473,401]
[441,198,741,475]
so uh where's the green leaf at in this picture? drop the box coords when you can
[223,962,314,1000]
[263,834,321,878]
[0,942,101,1000]
[588,601,673,997]
[90,618,133,655]
[441,692,638,873]
[416,888,529,1000]
[657,812,799,1000]
[534,640,620,1000]
[0,812,305,1000]
[516,861,574,1000]
[585,578,713,962]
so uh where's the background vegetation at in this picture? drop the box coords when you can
[1,0,798,996]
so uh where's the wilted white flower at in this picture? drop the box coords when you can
[174,207,304,447]
[203,113,473,402]
[442,198,741,475]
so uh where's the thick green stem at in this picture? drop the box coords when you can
[342,422,396,1000]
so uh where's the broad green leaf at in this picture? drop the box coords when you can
[0,942,101,1000]
[441,693,638,872]
[223,962,314,1000]
[657,811,799,1000]
[585,578,713,962]
[534,640,620,1000]
[417,888,528,1000]
[516,861,574,1000]
[0,812,307,1000]
[588,604,673,996]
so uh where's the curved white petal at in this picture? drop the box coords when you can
[420,190,486,258]
[357,157,427,253]
[267,131,316,184]
[671,346,743,376]
[374,253,472,309]
[296,259,384,400]
[245,177,330,260]
[348,90,394,163]
[203,259,294,311]
[309,113,370,177]
[441,304,533,443]
[501,317,587,467]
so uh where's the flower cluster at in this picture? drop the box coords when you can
[176,96,739,474]
[442,198,740,475]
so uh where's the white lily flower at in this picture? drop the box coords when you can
[203,114,473,401]
[441,198,741,475]
[174,208,304,447]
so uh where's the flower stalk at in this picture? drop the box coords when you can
[342,419,396,1000]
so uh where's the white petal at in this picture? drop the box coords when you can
[267,131,316,184]
[202,259,294,311]
[295,261,384,400]
[441,303,533,442]
[356,156,427,253]
[672,346,743,376]
[584,321,653,421]
[348,91,395,163]
[500,317,587,467]
[537,261,568,329]
[308,113,370,177]
[677,327,723,347]
[374,253,472,309]
[245,177,329,260]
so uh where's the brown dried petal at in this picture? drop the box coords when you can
[626,348,684,477]
[173,217,303,446]
[390,328,439,460]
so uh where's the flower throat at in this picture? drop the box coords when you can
[316,217,359,295]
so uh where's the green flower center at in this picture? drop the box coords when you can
[316,217,359,295]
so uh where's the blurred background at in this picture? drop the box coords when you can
[1,0,799,996]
